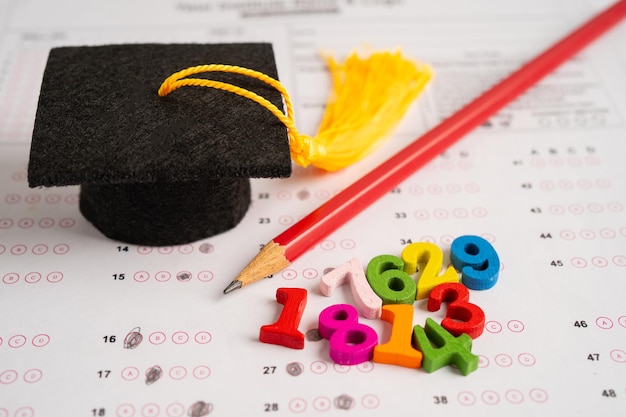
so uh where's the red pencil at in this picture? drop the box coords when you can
[224,0,626,294]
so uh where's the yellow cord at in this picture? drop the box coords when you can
[158,51,433,171]
[158,64,316,167]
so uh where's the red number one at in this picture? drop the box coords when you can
[260,287,307,349]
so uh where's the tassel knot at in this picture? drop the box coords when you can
[290,133,324,168]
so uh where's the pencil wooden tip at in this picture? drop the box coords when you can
[228,240,291,292]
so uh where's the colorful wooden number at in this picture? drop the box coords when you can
[373,304,422,368]
[401,242,459,300]
[428,282,485,339]
[318,304,378,365]
[413,317,478,376]
[320,257,383,319]
[366,255,417,305]
[450,235,500,290]
[259,287,307,349]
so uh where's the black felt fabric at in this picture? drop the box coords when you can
[80,179,251,246]
[28,43,291,245]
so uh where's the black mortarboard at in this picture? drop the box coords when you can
[28,43,291,246]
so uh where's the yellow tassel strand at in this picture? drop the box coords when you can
[312,50,433,171]
[158,50,433,172]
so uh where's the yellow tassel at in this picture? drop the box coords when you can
[158,50,433,172]
[301,50,433,171]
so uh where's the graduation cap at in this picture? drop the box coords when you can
[28,43,292,246]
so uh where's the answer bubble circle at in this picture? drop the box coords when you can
[313,397,331,411]
[137,246,153,255]
[507,320,524,332]
[592,256,608,267]
[198,243,214,254]
[18,218,34,228]
[171,331,189,344]
[178,244,193,254]
[472,207,487,217]
[457,391,476,406]
[64,194,79,204]
[609,349,626,363]
[434,208,448,219]
[25,272,42,284]
[134,271,150,282]
[158,246,173,255]
[0,370,18,384]
[169,366,187,380]
[155,271,171,282]
[482,390,500,405]
[25,194,41,204]
[8,335,26,348]
[193,365,211,379]
[141,403,160,417]
[279,215,293,225]
[10,244,26,255]
[45,194,61,204]
[23,368,43,383]
[289,398,307,413]
[495,354,513,367]
[612,256,626,267]
[165,403,185,417]
[4,194,20,204]
[53,243,70,254]
[596,317,613,329]
[2,272,19,284]
[362,394,380,409]
[529,388,548,403]
[277,191,291,200]
[310,361,328,374]
[485,321,502,333]
[121,366,140,381]
[340,239,356,250]
[116,403,135,417]
[282,269,297,280]
[302,268,318,280]
[47,271,63,283]
[197,270,214,282]
[505,389,524,404]
[176,271,192,282]
[148,332,166,345]
[194,331,212,344]
[32,334,51,347]
[320,240,335,251]
[518,353,536,366]
[453,208,468,218]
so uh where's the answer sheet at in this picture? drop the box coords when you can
[1,0,625,416]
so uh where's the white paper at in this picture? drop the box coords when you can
[1,0,625,416]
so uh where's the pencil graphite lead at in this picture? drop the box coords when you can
[223,280,242,294]
[223,240,291,295]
